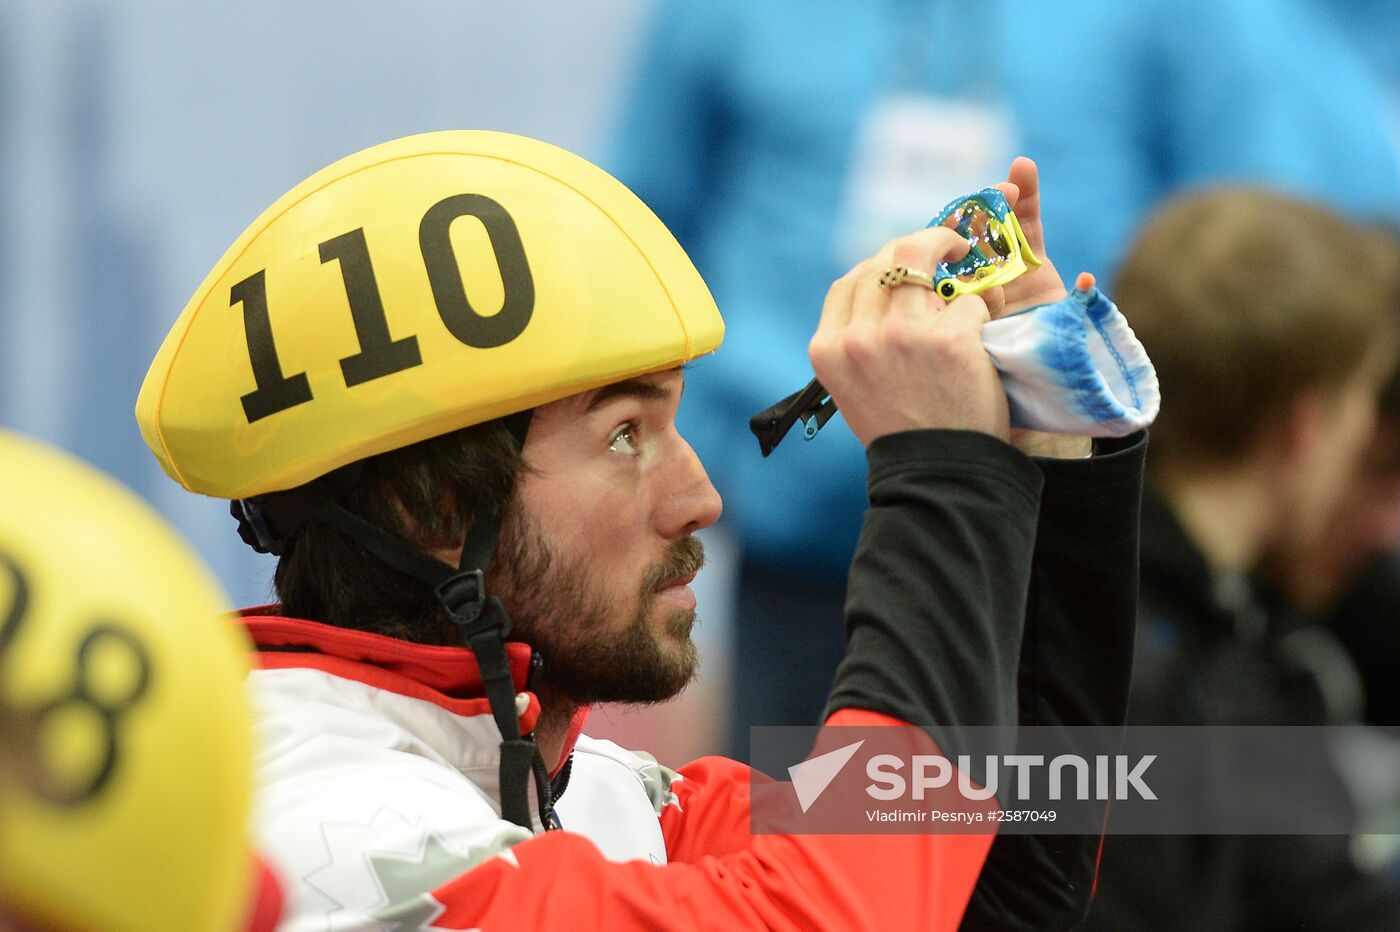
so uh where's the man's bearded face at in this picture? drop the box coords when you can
[492,369,721,705]
[492,502,706,705]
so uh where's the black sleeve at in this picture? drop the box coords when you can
[824,429,1043,738]
[961,431,1148,932]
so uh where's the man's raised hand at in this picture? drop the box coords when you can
[809,226,1010,448]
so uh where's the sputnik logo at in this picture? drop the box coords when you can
[788,740,866,812]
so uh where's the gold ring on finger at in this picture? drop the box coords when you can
[878,265,937,292]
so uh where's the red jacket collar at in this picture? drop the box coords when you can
[241,608,535,699]
[239,609,590,774]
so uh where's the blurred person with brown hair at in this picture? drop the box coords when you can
[1260,343,1400,729]
[1081,189,1400,929]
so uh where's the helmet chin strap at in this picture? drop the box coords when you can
[437,409,551,831]
[232,409,554,831]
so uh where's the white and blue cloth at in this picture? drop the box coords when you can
[983,285,1158,437]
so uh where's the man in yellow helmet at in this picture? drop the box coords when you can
[0,431,284,932]
[138,132,1145,930]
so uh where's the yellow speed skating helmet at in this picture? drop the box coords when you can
[0,431,264,932]
[136,130,724,500]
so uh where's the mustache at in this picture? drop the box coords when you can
[643,536,706,592]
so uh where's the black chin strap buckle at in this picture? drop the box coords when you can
[435,568,486,624]
[436,570,514,643]
[232,498,281,555]
[231,491,315,556]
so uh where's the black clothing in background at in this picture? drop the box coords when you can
[1081,489,1400,930]
[1327,553,1400,727]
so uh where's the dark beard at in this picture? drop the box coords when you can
[489,509,705,705]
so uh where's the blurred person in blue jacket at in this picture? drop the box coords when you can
[610,0,1400,759]
[1020,0,1400,291]
[1304,0,1400,168]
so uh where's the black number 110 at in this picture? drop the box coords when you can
[234,193,534,424]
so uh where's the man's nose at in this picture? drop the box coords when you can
[660,436,723,537]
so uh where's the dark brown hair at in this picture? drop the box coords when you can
[1115,187,1400,473]
[273,420,526,644]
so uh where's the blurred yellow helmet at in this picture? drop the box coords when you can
[0,431,260,932]
[137,130,724,500]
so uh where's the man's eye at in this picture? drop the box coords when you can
[609,423,640,455]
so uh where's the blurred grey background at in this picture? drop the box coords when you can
[0,0,652,606]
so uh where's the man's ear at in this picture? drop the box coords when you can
[382,479,465,553]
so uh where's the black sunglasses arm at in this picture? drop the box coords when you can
[748,377,839,457]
